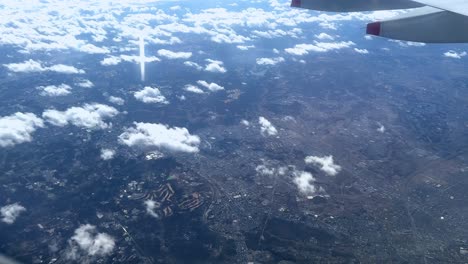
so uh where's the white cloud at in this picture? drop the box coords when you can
[108,96,125,105]
[184,61,202,70]
[0,112,44,147]
[67,224,115,260]
[256,57,285,65]
[184,84,204,94]
[100,148,115,160]
[144,200,160,219]
[259,116,277,136]
[444,51,467,59]
[315,33,334,40]
[305,155,341,176]
[4,59,44,72]
[119,122,201,153]
[79,44,110,54]
[285,41,355,56]
[134,86,168,104]
[157,49,192,59]
[237,45,255,50]
[47,64,85,74]
[197,80,224,92]
[76,79,94,88]
[1,203,26,224]
[241,120,250,126]
[100,56,122,66]
[293,170,325,197]
[37,84,72,96]
[204,59,226,73]
[354,48,369,54]
[42,103,118,130]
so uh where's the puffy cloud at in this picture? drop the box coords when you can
[354,48,369,54]
[119,122,201,153]
[184,84,204,94]
[0,112,44,147]
[100,148,115,160]
[157,49,192,59]
[67,224,115,260]
[134,86,168,104]
[47,64,85,74]
[79,44,110,54]
[389,40,426,47]
[37,84,72,96]
[237,45,255,50]
[293,170,325,197]
[184,61,202,70]
[197,80,224,92]
[285,41,355,56]
[4,59,44,72]
[256,57,285,65]
[259,116,277,136]
[76,79,94,88]
[241,120,250,126]
[315,33,334,40]
[444,51,467,59]
[100,56,122,66]
[108,96,125,105]
[144,200,160,219]
[1,203,26,224]
[42,103,118,130]
[305,155,341,176]
[204,59,226,73]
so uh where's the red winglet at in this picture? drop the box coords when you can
[366,22,381,36]
[291,0,301,7]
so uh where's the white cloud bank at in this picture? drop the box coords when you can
[108,96,125,105]
[285,41,355,56]
[204,59,226,73]
[134,86,168,104]
[76,79,94,88]
[42,103,118,130]
[259,117,278,136]
[305,155,341,176]
[157,49,192,59]
[0,112,44,147]
[256,57,285,65]
[4,60,85,74]
[100,148,115,160]
[184,84,204,94]
[119,122,200,153]
[196,80,224,92]
[1,203,26,224]
[37,84,72,96]
[67,224,115,260]
[444,51,467,59]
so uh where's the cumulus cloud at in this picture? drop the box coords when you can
[354,48,369,54]
[0,112,44,147]
[305,155,341,176]
[256,57,285,65]
[100,56,122,66]
[237,45,255,50]
[293,170,326,197]
[67,224,115,260]
[119,122,201,153]
[101,55,160,66]
[76,79,94,88]
[157,49,192,59]
[204,59,226,73]
[108,96,125,105]
[134,86,168,104]
[184,61,202,70]
[42,103,118,130]
[37,84,72,96]
[100,148,115,160]
[315,33,334,40]
[1,203,26,224]
[444,51,467,59]
[196,80,224,92]
[47,64,85,74]
[79,44,110,54]
[144,200,160,219]
[259,116,278,136]
[285,41,355,56]
[184,84,204,94]
[5,59,85,74]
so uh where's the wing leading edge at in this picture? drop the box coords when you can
[292,0,468,43]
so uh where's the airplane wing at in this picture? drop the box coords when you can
[291,0,468,43]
